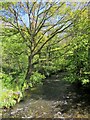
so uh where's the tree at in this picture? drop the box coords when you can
[64,7,90,86]
[1,1,85,81]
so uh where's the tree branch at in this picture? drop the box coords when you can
[33,22,73,57]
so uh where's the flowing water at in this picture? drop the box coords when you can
[2,73,90,118]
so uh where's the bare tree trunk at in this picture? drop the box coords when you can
[25,55,33,81]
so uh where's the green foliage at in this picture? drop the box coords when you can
[1,73,13,89]
[0,72,25,108]
[0,90,16,108]
[30,72,45,87]
[0,89,22,108]
[64,9,90,86]
[65,39,89,85]
[40,66,57,76]
[1,72,24,91]
[2,34,28,74]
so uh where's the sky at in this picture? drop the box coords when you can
[0,1,88,28]
[21,2,83,28]
[0,0,89,2]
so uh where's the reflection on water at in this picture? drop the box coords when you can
[2,73,90,118]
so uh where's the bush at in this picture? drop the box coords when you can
[29,71,45,87]
[1,73,13,89]
[0,73,25,108]
[0,89,22,108]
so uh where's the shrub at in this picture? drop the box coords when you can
[29,71,45,87]
[0,89,22,108]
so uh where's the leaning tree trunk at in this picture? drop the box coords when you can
[25,55,33,81]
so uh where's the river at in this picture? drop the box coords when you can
[2,72,90,118]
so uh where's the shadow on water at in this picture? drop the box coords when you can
[30,72,90,116]
[2,72,90,118]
